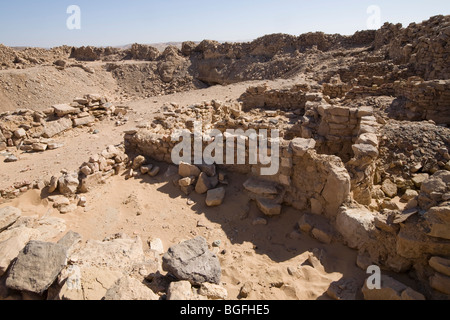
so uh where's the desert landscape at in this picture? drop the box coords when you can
[0,13,449,301]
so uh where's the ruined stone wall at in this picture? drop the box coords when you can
[375,15,450,80]
[239,84,311,111]
[394,78,450,124]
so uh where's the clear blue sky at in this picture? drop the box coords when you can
[1,0,449,48]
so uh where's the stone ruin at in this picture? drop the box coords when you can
[0,14,449,300]
[123,75,450,298]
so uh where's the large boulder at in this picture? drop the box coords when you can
[0,206,21,232]
[0,227,40,276]
[162,237,221,284]
[336,206,375,249]
[6,241,67,294]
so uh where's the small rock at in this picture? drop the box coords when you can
[148,166,160,177]
[162,237,221,284]
[212,240,221,247]
[199,283,228,300]
[14,128,26,139]
[206,188,226,207]
[179,176,195,187]
[32,143,47,152]
[196,173,219,194]
[4,155,18,163]
[179,162,201,178]
[166,281,196,300]
[77,196,87,207]
[48,176,59,193]
[132,155,146,170]
[256,198,282,216]
[104,275,159,301]
[382,179,398,198]
[140,164,153,174]
[148,238,164,255]
[239,282,253,298]
[252,218,268,226]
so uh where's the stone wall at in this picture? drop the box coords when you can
[394,78,450,124]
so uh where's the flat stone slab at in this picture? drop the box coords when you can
[162,237,221,285]
[52,104,80,117]
[43,118,73,138]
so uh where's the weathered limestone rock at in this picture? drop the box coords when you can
[0,206,21,232]
[53,104,79,117]
[79,172,103,193]
[396,222,450,259]
[362,275,425,300]
[430,272,450,295]
[352,144,379,159]
[336,206,375,249]
[132,155,146,170]
[73,116,95,127]
[382,179,398,198]
[195,172,218,194]
[58,173,80,195]
[322,164,351,217]
[412,173,429,188]
[0,227,40,276]
[57,231,82,257]
[327,278,358,300]
[424,205,450,240]
[206,188,226,207]
[43,118,73,138]
[103,276,159,301]
[429,256,450,277]
[14,128,26,139]
[32,143,47,152]
[290,138,316,156]
[162,237,221,284]
[179,162,201,178]
[48,176,59,193]
[6,241,67,294]
[199,283,228,300]
[167,281,199,300]
[256,198,282,216]
[71,235,145,270]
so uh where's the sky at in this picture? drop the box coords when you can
[0,0,449,48]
